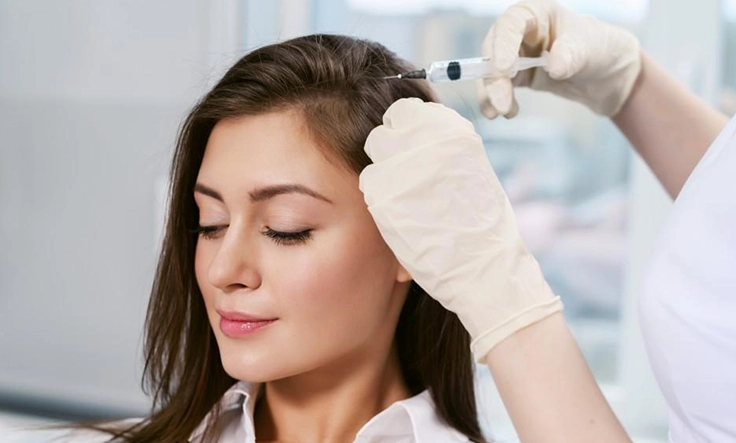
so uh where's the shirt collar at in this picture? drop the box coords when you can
[189,382,470,443]
[188,381,258,443]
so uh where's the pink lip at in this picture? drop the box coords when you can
[217,310,277,338]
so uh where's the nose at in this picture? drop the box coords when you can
[207,226,262,293]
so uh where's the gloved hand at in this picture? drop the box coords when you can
[359,98,563,361]
[480,0,641,118]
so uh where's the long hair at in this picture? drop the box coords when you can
[95,34,485,443]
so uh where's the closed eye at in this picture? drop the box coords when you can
[192,225,226,240]
[263,228,312,245]
[192,226,312,245]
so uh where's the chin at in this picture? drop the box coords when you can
[218,342,332,384]
[216,341,297,383]
[220,352,280,383]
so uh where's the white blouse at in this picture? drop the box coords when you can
[188,381,473,443]
[638,113,736,442]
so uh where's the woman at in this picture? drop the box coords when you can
[77,34,487,443]
[78,1,734,441]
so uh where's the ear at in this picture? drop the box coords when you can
[396,262,413,283]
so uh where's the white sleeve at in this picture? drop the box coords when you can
[638,114,736,443]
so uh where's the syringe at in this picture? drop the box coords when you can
[385,51,549,83]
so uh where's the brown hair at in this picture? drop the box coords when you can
[91,34,486,443]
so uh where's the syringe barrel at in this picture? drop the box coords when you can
[426,57,513,83]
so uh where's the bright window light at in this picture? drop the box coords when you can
[726,0,736,20]
[347,0,648,22]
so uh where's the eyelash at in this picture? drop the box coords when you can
[192,225,312,245]
[192,225,224,240]
[263,228,313,245]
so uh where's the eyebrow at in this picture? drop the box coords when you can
[194,182,334,204]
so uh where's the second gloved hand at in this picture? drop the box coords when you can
[359,98,563,361]
[480,0,641,118]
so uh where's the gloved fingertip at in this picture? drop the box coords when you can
[480,98,499,120]
[362,133,376,160]
[485,79,514,115]
[503,97,520,119]
[477,80,498,119]
[383,97,424,127]
[363,124,390,161]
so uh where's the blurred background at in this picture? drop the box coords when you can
[0,0,734,441]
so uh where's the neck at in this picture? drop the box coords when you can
[254,343,410,443]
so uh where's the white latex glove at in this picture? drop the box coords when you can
[359,98,563,361]
[480,0,641,118]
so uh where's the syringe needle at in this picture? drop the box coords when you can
[397,69,426,80]
[382,69,427,81]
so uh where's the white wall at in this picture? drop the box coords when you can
[0,0,237,416]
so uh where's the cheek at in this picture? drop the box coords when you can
[269,222,400,331]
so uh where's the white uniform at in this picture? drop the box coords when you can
[188,381,472,443]
[639,114,736,442]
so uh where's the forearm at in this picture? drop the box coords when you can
[612,51,729,199]
[484,313,630,443]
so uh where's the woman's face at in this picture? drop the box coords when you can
[194,111,411,382]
